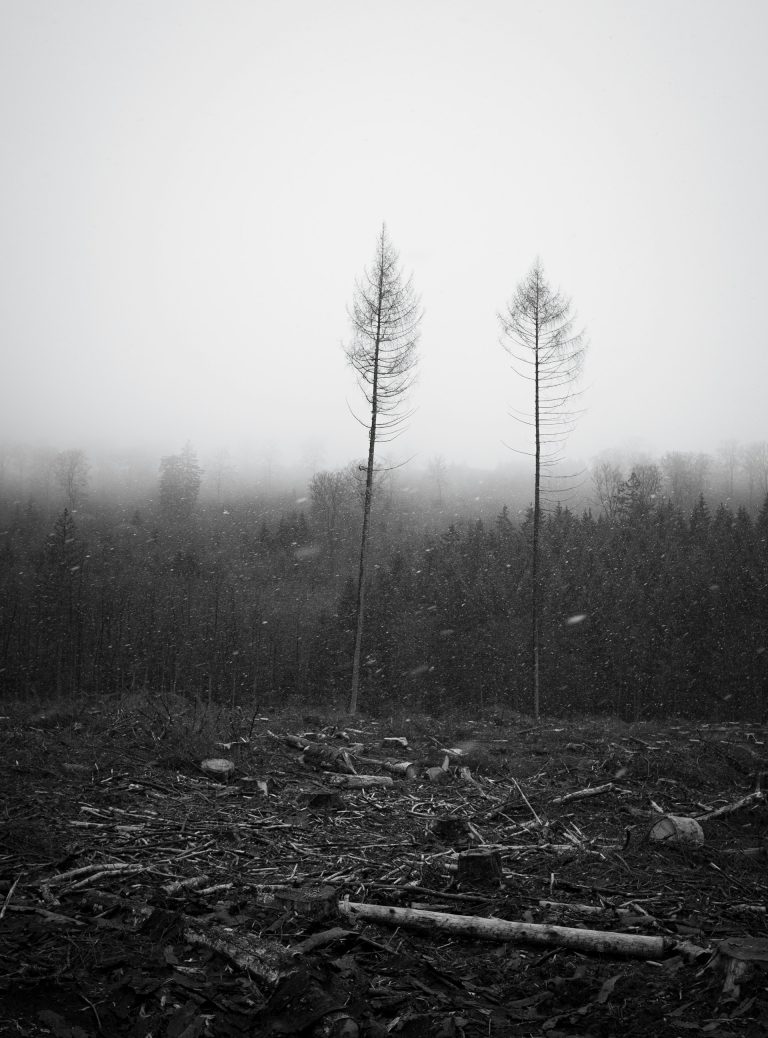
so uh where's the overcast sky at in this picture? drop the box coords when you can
[1,0,766,472]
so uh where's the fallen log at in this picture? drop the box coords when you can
[355,756,419,780]
[185,922,292,988]
[78,889,293,987]
[327,774,393,789]
[337,900,708,962]
[695,790,765,822]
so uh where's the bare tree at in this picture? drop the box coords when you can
[345,225,422,714]
[309,466,357,576]
[592,460,624,519]
[53,448,90,511]
[427,454,449,506]
[628,463,662,511]
[499,261,586,719]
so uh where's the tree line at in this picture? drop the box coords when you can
[1,455,766,720]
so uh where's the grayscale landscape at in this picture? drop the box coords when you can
[1,3,767,1036]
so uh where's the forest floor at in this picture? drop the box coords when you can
[1,693,767,1038]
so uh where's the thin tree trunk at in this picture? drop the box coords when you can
[349,259,384,715]
[532,294,541,720]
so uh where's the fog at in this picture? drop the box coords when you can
[1,0,766,474]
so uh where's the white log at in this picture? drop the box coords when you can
[327,774,393,789]
[356,757,419,779]
[338,901,707,962]
[383,760,419,780]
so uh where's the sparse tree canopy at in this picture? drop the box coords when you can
[346,227,421,442]
[499,262,586,471]
[345,225,422,714]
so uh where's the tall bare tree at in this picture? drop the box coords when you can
[345,225,421,714]
[499,261,586,719]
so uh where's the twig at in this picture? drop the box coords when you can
[0,873,22,920]
[551,783,615,806]
[510,777,543,825]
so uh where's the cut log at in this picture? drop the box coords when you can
[338,901,708,962]
[327,774,393,789]
[426,766,450,784]
[383,760,419,780]
[355,756,419,780]
[456,848,502,886]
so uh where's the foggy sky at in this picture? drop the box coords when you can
[1,0,766,472]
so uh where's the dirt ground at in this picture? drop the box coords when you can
[1,695,767,1037]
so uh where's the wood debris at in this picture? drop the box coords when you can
[2,705,767,1037]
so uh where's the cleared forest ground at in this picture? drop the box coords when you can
[1,694,767,1037]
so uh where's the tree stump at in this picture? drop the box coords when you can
[430,816,471,847]
[274,883,338,922]
[457,848,503,886]
[303,791,345,813]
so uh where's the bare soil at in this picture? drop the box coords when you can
[1,696,767,1037]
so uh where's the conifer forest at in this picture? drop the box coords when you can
[1,441,766,722]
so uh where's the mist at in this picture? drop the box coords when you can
[1,1,766,474]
